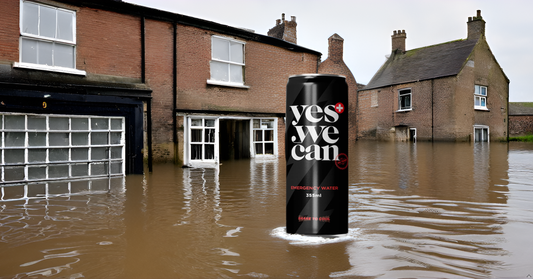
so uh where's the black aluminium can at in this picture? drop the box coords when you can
[286,74,348,235]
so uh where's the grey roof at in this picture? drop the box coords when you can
[509,103,533,115]
[363,39,478,90]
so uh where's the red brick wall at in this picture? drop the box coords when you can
[145,19,175,161]
[509,115,533,136]
[0,0,19,62]
[77,8,141,79]
[174,25,318,113]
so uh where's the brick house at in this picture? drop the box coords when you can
[1,0,356,183]
[357,10,509,142]
[509,103,533,136]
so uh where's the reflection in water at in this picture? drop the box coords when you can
[1,142,533,278]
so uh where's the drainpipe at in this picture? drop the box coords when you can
[173,22,178,162]
[141,16,153,172]
[431,79,434,141]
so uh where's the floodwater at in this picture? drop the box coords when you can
[1,141,533,278]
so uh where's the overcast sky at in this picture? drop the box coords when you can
[128,0,533,102]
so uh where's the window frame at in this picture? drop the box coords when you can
[474,125,490,142]
[187,117,218,163]
[207,35,248,88]
[0,113,125,184]
[474,85,488,110]
[397,88,412,112]
[251,118,277,157]
[15,0,86,76]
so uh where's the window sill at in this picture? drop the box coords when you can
[475,107,490,111]
[14,62,87,76]
[207,79,250,89]
[396,108,412,113]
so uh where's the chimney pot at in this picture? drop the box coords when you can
[267,13,297,44]
[391,29,406,52]
[467,10,485,40]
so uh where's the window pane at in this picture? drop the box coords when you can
[40,6,57,38]
[72,164,88,177]
[255,130,262,141]
[72,133,88,145]
[91,147,108,160]
[212,37,229,61]
[38,41,54,66]
[49,133,69,146]
[111,119,122,130]
[54,43,74,68]
[49,148,68,162]
[22,2,39,35]
[230,41,243,63]
[475,96,481,107]
[72,118,88,130]
[191,129,202,142]
[6,132,25,147]
[265,143,274,154]
[71,148,88,161]
[481,97,486,107]
[28,149,46,162]
[253,119,260,129]
[57,10,74,41]
[191,144,202,160]
[49,165,68,178]
[4,167,25,181]
[21,38,38,64]
[475,85,480,95]
[110,147,122,159]
[49,117,69,130]
[28,166,46,180]
[5,115,25,130]
[205,129,215,143]
[255,143,263,155]
[191,119,202,127]
[91,118,109,130]
[210,61,228,82]
[91,133,108,145]
[110,132,121,144]
[481,87,487,96]
[229,64,243,83]
[28,115,46,130]
[205,144,215,160]
[28,132,46,146]
[205,119,215,127]
[91,162,108,176]
[263,119,274,129]
[110,162,122,174]
[5,149,25,164]
[264,130,273,141]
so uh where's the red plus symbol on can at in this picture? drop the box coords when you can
[335,103,344,114]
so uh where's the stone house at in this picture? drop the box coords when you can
[0,0,357,184]
[357,10,509,142]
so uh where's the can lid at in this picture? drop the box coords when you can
[289,73,346,79]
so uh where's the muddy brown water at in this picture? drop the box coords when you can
[1,142,533,278]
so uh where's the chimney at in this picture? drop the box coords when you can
[391,30,406,52]
[467,10,485,41]
[328,33,344,62]
[267,13,297,44]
